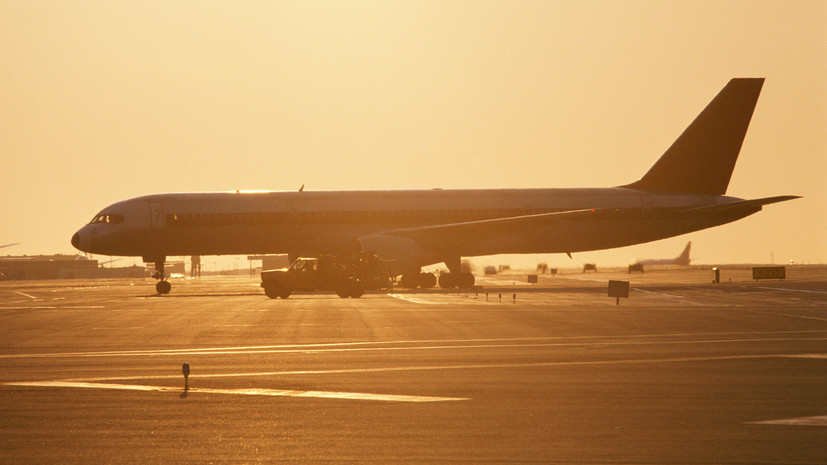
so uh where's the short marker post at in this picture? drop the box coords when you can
[182,362,190,391]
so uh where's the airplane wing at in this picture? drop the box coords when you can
[356,195,799,269]
[379,208,597,239]
[357,208,599,265]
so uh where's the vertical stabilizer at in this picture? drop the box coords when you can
[673,242,691,266]
[624,78,764,195]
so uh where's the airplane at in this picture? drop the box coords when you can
[71,78,799,295]
[634,242,692,267]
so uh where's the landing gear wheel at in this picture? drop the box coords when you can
[336,279,365,298]
[400,274,419,289]
[419,272,437,288]
[438,272,474,289]
[457,272,475,289]
[156,281,171,294]
[438,273,455,289]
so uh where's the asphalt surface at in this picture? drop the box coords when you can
[1,266,826,464]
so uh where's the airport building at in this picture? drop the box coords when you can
[0,255,146,280]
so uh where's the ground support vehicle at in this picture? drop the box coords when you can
[261,254,391,299]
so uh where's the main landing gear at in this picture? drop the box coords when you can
[437,272,475,289]
[151,258,171,294]
[399,272,437,289]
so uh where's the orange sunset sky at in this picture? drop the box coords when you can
[1,1,824,269]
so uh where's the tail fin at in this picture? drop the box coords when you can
[623,78,764,195]
[673,242,691,266]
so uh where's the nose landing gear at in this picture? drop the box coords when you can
[150,258,171,294]
[156,280,171,294]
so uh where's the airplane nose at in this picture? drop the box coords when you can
[72,227,99,254]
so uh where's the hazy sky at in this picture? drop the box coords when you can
[2,0,825,268]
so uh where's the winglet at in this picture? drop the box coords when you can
[624,78,765,195]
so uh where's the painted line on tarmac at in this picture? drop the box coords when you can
[2,380,466,403]
[0,305,105,310]
[55,352,827,383]
[91,327,145,330]
[747,415,827,426]
[477,279,532,286]
[753,286,827,295]
[3,331,827,359]
[630,288,684,298]
[751,310,827,323]
[4,337,827,359]
[13,291,39,300]
[387,294,440,305]
[631,288,705,305]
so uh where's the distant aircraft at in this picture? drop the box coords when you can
[634,242,692,267]
[71,78,798,295]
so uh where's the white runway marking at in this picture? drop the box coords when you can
[632,288,705,305]
[0,305,105,310]
[91,327,145,330]
[782,353,827,359]
[387,294,440,305]
[3,380,467,403]
[3,331,826,359]
[477,278,531,286]
[753,286,827,295]
[753,311,827,323]
[5,337,827,359]
[45,352,827,383]
[14,291,38,300]
[748,415,827,426]
[631,288,683,298]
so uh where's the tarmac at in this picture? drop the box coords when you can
[1,265,826,464]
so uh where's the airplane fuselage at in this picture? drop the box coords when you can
[72,187,751,268]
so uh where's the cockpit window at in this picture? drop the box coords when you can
[89,214,124,225]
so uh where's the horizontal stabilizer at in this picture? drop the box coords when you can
[684,195,800,216]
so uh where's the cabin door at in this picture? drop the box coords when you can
[149,201,165,229]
